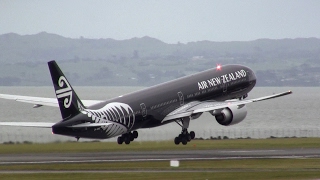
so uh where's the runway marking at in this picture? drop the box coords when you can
[219,149,285,152]
[1,155,320,165]
[220,150,282,153]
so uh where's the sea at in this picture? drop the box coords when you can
[0,86,319,143]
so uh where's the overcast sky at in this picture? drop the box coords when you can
[1,0,320,43]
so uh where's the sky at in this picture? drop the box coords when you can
[1,0,320,43]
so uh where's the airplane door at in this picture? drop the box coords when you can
[222,83,227,93]
[140,103,147,118]
[177,91,184,106]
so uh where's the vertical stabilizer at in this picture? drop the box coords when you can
[48,60,85,120]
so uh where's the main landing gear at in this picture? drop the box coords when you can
[75,136,80,142]
[239,93,248,100]
[117,131,138,145]
[174,117,195,145]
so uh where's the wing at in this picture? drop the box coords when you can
[0,94,103,108]
[162,90,292,122]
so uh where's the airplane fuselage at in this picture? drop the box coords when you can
[52,64,257,139]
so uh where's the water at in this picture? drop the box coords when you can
[0,86,319,143]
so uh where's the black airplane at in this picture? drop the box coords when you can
[0,61,292,145]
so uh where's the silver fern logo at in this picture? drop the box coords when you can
[55,76,73,108]
[79,102,135,137]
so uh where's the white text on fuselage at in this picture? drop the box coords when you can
[198,69,247,90]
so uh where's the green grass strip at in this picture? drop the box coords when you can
[1,138,320,154]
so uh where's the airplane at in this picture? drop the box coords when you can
[0,61,292,145]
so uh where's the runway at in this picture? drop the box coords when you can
[1,148,320,165]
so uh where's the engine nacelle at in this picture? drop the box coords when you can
[213,105,247,126]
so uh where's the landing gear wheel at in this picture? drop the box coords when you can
[133,131,138,139]
[174,131,195,145]
[187,134,192,142]
[173,117,195,145]
[190,131,195,139]
[124,137,131,145]
[174,137,181,145]
[117,131,139,145]
[181,138,188,145]
[129,133,134,141]
[117,136,123,144]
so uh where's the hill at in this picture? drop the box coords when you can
[0,32,320,86]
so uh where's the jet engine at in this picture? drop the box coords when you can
[210,105,247,126]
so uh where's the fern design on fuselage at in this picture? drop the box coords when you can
[77,101,135,138]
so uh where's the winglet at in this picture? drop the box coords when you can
[48,60,85,120]
[251,90,292,102]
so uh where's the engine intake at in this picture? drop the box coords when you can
[213,105,247,126]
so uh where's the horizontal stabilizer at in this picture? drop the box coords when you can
[0,122,55,128]
[0,94,102,108]
[0,94,58,107]
[68,122,112,128]
[0,122,112,128]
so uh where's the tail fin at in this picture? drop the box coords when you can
[48,60,85,120]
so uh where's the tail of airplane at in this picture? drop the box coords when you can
[48,60,85,120]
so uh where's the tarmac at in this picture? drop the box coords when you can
[1,148,320,165]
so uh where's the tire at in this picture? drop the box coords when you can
[174,137,180,145]
[125,137,131,145]
[181,138,188,145]
[187,134,192,142]
[129,134,134,141]
[133,131,138,139]
[190,131,195,139]
[117,136,123,145]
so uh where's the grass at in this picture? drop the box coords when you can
[1,138,320,179]
[1,138,320,154]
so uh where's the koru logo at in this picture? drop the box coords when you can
[55,76,73,108]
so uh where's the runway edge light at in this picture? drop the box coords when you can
[170,160,179,167]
